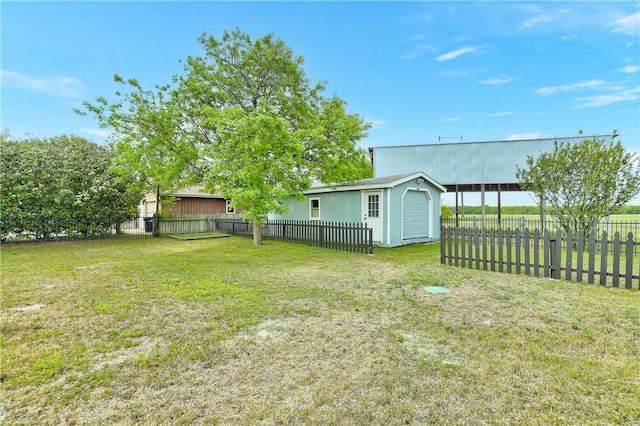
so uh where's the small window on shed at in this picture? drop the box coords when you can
[310,198,320,219]
[226,200,235,214]
[368,194,380,218]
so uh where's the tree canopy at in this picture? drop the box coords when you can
[516,137,640,236]
[0,134,142,239]
[80,28,373,244]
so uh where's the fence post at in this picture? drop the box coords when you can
[550,229,561,279]
[153,215,160,237]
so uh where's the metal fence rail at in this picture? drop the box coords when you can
[216,219,374,254]
[441,226,639,290]
[442,216,640,239]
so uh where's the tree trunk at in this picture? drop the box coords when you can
[252,221,263,246]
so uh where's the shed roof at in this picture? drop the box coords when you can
[305,171,446,194]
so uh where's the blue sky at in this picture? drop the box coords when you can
[2,1,639,205]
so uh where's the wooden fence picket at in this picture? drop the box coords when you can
[441,225,639,291]
[214,219,373,254]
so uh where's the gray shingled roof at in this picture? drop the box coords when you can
[306,171,445,194]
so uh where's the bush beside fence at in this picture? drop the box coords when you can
[441,226,639,290]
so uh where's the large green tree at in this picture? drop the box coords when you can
[0,134,142,239]
[516,137,640,237]
[80,28,373,245]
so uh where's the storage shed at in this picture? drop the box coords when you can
[270,172,446,247]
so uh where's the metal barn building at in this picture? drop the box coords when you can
[370,136,599,212]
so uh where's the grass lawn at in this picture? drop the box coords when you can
[1,237,639,425]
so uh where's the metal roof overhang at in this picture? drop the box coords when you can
[443,182,523,193]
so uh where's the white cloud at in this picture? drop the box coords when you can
[441,67,486,78]
[527,111,550,116]
[506,132,545,141]
[81,128,112,138]
[535,79,606,96]
[399,43,436,60]
[619,64,640,74]
[435,46,479,62]
[365,118,387,128]
[574,87,640,108]
[520,13,554,30]
[1,69,84,98]
[488,111,516,117]
[441,116,462,122]
[607,11,640,36]
[479,77,514,86]
[441,111,515,122]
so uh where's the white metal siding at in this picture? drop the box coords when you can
[402,190,429,239]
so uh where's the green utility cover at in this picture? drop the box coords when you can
[424,286,450,294]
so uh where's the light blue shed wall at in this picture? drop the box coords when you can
[271,191,363,223]
[373,136,588,184]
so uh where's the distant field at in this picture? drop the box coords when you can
[445,214,640,236]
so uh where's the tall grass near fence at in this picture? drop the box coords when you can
[441,226,640,289]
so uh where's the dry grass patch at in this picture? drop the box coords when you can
[1,237,639,425]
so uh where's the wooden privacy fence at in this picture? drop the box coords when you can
[216,219,374,254]
[441,227,640,290]
[158,217,216,234]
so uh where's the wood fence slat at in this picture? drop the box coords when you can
[461,228,466,268]
[565,230,573,282]
[612,232,620,288]
[533,229,540,277]
[625,232,634,289]
[506,229,512,274]
[468,227,474,269]
[576,230,584,283]
[474,227,480,270]
[588,231,596,284]
[490,231,496,272]
[515,228,521,275]
[447,230,458,266]
[600,231,608,286]
[453,228,458,266]
[498,228,504,273]
[543,230,550,278]
[482,229,488,271]
[524,229,531,276]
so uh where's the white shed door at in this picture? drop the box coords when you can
[402,190,429,240]
[363,191,383,242]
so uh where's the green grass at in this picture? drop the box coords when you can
[1,237,639,424]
